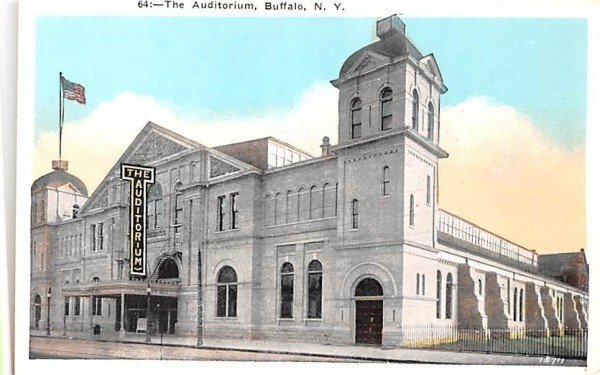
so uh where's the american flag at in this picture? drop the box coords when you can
[61,77,86,105]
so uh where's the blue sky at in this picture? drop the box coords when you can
[35,17,587,146]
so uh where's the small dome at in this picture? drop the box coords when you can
[31,168,88,196]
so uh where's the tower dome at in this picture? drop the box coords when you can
[31,160,88,196]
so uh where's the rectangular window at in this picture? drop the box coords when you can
[74,297,81,316]
[230,193,239,230]
[174,193,183,233]
[217,285,227,317]
[217,195,226,231]
[64,297,70,316]
[147,201,155,229]
[90,224,96,252]
[381,99,392,130]
[98,222,104,250]
[92,296,102,316]
[351,200,359,229]
[351,110,362,139]
[307,273,322,319]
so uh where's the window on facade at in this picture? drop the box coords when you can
[146,184,163,229]
[416,273,420,295]
[350,98,362,139]
[280,262,294,319]
[90,224,96,252]
[380,88,393,131]
[478,279,483,295]
[382,167,391,196]
[422,274,426,295]
[230,193,239,229]
[351,199,359,229]
[74,297,81,316]
[427,102,435,140]
[92,296,102,316]
[436,270,442,319]
[321,183,329,218]
[412,89,419,130]
[445,273,453,319]
[297,188,306,221]
[92,277,100,283]
[217,266,238,318]
[98,223,104,250]
[426,176,431,205]
[217,195,226,231]
[64,297,70,316]
[274,192,281,225]
[409,194,415,227]
[286,190,293,224]
[513,287,518,321]
[174,183,183,234]
[307,260,323,319]
[519,288,524,322]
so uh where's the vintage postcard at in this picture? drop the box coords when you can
[13,0,598,374]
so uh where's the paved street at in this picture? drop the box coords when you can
[29,333,586,366]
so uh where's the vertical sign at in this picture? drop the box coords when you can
[120,164,155,276]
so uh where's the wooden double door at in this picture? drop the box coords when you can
[355,300,383,345]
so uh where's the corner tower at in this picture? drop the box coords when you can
[331,15,449,247]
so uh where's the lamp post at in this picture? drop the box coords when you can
[145,285,151,343]
[45,287,52,336]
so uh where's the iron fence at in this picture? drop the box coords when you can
[401,325,587,359]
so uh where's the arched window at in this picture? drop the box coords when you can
[264,194,273,226]
[426,176,431,205]
[519,288,524,322]
[513,287,518,321]
[380,88,393,131]
[307,260,323,319]
[355,278,383,297]
[409,194,415,226]
[350,98,362,139]
[478,279,483,295]
[309,186,320,220]
[280,262,294,318]
[157,258,179,280]
[436,270,442,318]
[217,266,238,318]
[412,89,419,129]
[274,192,281,225]
[92,277,100,283]
[445,273,453,319]
[147,183,163,229]
[351,199,359,229]
[427,102,435,140]
[173,183,183,234]
[382,167,390,196]
[297,188,306,221]
[286,190,293,223]
[323,183,335,218]
[321,183,329,218]
[72,204,80,219]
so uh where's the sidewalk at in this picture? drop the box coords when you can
[30,330,586,366]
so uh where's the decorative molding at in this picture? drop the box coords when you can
[343,148,399,165]
[209,156,240,178]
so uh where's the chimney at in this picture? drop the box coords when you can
[320,136,331,156]
[376,14,405,40]
[52,160,68,171]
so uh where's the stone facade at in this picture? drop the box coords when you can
[30,15,588,347]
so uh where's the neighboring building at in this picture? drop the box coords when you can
[30,15,588,346]
[538,250,589,292]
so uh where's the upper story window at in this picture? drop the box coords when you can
[409,195,415,227]
[350,98,362,139]
[380,88,393,131]
[412,89,419,130]
[217,195,226,231]
[146,183,163,229]
[90,224,97,252]
[230,193,239,230]
[98,222,104,250]
[173,183,183,234]
[72,204,80,219]
[351,199,359,229]
[382,167,391,196]
[426,176,432,205]
[427,102,435,140]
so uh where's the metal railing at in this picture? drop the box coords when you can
[402,325,587,359]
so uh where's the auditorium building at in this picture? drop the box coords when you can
[30,15,588,347]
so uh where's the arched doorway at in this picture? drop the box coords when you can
[354,278,383,345]
[33,294,42,329]
[157,258,179,280]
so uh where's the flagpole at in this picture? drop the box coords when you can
[59,72,63,160]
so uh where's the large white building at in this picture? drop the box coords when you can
[30,15,588,348]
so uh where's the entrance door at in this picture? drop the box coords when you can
[354,278,384,345]
[355,300,383,345]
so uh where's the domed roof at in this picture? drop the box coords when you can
[31,168,88,196]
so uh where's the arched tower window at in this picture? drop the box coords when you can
[72,204,80,219]
[280,262,294,318]
[147,183,163,229]
[350,98,362,139]
[380,88,393,131]
[427,102,435,140]
[412,89,419,130]
[382,167,390,196]
[351,199,359,229]
[445,273,453,319]
[307,260,323,319]
[217,266,238,318]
